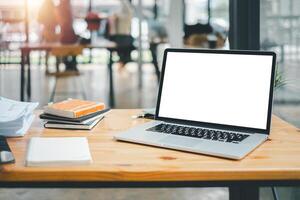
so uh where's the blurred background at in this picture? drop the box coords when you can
[0,0,299,199]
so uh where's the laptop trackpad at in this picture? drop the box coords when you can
[159,135,201,148]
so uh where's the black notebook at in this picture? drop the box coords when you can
[40,108,110,123]
[44,116,104,130]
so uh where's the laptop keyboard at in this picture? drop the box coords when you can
[146,123,249,144]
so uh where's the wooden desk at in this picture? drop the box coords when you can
[19,41,117,107]
[1,110,300,200]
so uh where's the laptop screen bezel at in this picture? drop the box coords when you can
[155,48,276,135]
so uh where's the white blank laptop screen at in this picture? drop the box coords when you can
[158,52,273,130]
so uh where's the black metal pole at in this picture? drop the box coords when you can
[229,0,260,50]
[207,0,211,24]
[88,0,92,12]
[153,0,158,19]
[183,0,186,25]
[272,187,280,200]
[229,186,259,200]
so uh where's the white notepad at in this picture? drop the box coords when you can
[26,137,92,166]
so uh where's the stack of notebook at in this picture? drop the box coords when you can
[40,99,110,130]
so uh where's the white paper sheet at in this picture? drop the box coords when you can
[26,137,92,166]
[0,97,38,122]
[0,97,38,137]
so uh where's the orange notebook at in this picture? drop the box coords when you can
[44,99,105,118]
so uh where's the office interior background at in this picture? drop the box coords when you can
[0,0,299,199]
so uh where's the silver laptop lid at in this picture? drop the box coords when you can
[155,49,276,134]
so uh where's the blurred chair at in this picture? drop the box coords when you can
[47,44,87,102]
[148,20,169,82]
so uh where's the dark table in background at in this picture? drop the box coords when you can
[19,41,119,107]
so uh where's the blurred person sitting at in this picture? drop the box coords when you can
[38,0,59,43]
[38,0,87,73]
[107,0,134,70]
[183,22,226,49]
[56,0,78,45]
[56,0,79,72]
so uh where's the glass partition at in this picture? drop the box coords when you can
[261,0,300,126]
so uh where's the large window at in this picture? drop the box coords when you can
[260,0,300,126]
[185,0,228,27]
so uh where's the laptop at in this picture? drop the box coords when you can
[115,48,276,160]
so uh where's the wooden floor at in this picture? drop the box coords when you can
[0,62,159,108]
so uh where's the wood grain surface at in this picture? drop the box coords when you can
[1,109,300,182]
